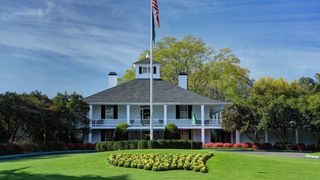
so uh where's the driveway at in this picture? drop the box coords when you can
[230,151,308,158]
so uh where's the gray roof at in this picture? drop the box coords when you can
[133,58,160,65]
[84,79,227,104]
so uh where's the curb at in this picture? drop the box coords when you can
[0,150,96,162]
[305,154,320,159]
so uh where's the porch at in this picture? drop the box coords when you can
[88,104,225,143]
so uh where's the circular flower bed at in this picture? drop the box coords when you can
[107,153,214,173]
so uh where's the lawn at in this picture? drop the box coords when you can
[0,149,319,180]
[310,152,320,156]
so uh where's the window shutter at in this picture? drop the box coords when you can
[101,129,106,141]
[101,105,105,119]
[113,105,118,119]
[188,105,192,119]
[176,105,180,119]
[139,67,142,74]
[153,67,156,74]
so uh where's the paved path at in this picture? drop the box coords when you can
[230,151,309,159]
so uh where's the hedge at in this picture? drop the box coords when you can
[96,140,202,152]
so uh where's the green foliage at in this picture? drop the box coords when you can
[112,141,124,150]
[96,140,202,152]
[0,91,89,144]
[113,122,129,141]
[107,152,213,173]
[137,140,148,149]
[164,123,180,139]
[120,35,252,101]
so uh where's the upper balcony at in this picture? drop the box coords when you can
[91,118,221,129]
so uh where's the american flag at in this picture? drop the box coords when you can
[152,0,160,28]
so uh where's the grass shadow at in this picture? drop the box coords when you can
[0,167,128,180]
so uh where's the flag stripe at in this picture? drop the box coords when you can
[152,0,160,28]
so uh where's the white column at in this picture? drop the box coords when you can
[235,130,240,144]
[295,129,299,144]
[88,105,93,143]
[127,104,130,125]
[163,105,167,125]
[201,105,205,143]
[265,131,269,143]
[230,131,234,144]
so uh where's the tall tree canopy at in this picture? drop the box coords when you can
[118,35,252,101]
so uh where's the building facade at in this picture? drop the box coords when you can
[84,58,231,143]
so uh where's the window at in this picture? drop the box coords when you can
[101,105,118,119]
[180,105,189,119]
[105,105,114,119]
[142,67,150,73]
[176,105,192,119]
[139,66,157,74]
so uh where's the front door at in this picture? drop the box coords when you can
[140,108,150,125]
[180,130,190,140]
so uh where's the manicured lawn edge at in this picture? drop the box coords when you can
[0,150,95,161]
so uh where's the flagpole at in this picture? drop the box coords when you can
[149,0,154,140]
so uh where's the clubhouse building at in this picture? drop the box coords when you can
[84,58,231,143]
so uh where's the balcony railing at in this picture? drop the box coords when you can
[90,118,221,128]
[167,118,221,127]
[130,119,164,127]
[91,119,126,127]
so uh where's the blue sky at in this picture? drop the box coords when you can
[0,0,319,97]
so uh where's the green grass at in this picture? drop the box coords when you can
[0,149,319,180]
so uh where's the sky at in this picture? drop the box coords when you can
[0,0,319,97]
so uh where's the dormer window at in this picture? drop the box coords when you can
[134,58,161,79]
[139,67,156,74]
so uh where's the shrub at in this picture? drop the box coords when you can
[107,152,213,173]
[223,143,233,148]
[138,140,148,149]
[164,123,180,139]
[113,141,124,150]
[0,143,23,155]
[113,122,129,141]
[147,140,159,149]
[95,142,101,151]
[129,140,138,149]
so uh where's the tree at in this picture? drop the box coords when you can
[298,77,316,94]
[164,123,180,139]
[262,96,302,143]
[120,35,252,101]
[222,100,266,143]
[113,122,129,141]
[300,93,320,144]
[52,92,89,143]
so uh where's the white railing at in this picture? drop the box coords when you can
[90,118,221,128]
[130,119,164,127]
[167,118,221,127]
[91,119,126,127]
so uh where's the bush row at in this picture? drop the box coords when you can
[203,142,253,150]
[0,142,96,156]
[107,153,213,173]
[203,142,320,151]
[96,140,202,152]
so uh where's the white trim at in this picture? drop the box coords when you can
[235,130,240,144]
[201,104,205,143]
[164,105,167,125]
[88,130,92,143]
[265,131,269,143]
[87,102,232,105]
[126,105,130,125]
